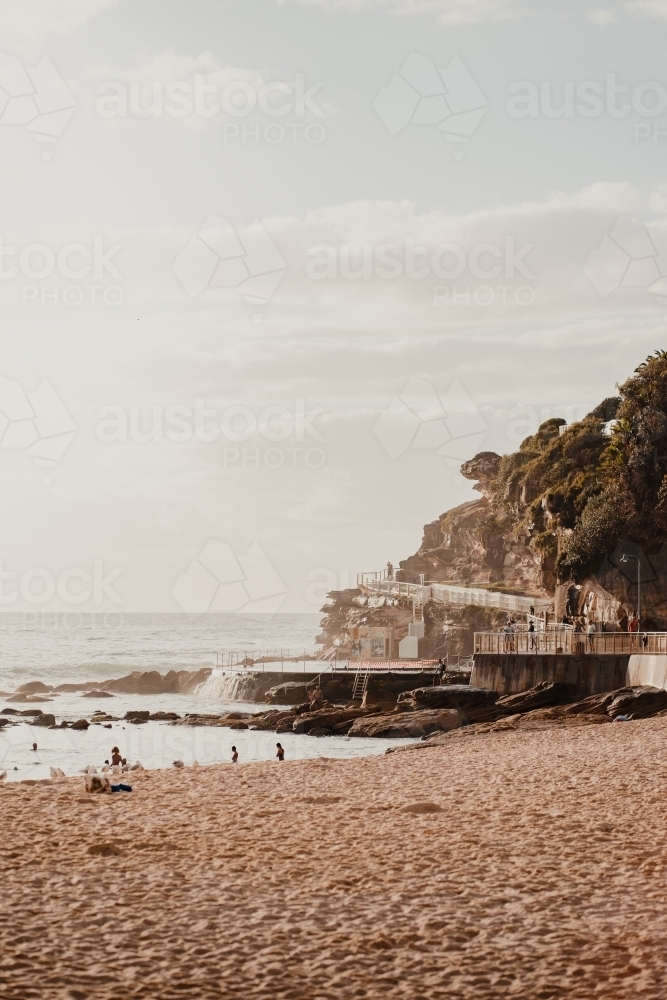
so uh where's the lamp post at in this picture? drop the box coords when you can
[620,554,641,631]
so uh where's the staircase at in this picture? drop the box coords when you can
[413,590,424,624]
[351,669,370,701]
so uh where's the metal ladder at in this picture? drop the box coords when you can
[351,669,370,701]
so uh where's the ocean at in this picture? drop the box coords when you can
[0,613,412,780]
[0,611,323,689]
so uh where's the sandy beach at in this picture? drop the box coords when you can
[2,719,666,1000]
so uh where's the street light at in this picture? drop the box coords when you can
[620,553,641,631]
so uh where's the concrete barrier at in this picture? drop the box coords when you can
[471,653,629,696]
[626,655,667,690]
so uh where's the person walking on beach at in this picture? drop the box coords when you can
[276,743,285,761]
[231,746,238,763]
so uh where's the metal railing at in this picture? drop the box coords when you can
[474,630,667,656]
[214,649,319,672]
[359,575,552,614]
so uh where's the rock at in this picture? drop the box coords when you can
[1,708,20,715]
[6,694,51,703]
[82,690,114,698]
[397,685,499,721]
[496,682,572,714]
[18,708,44,716]
[31,714,56,727]
[348,708,461,739]
[124,711,150,721]
[265,681,310,705]
[173,760,185,768]
[0,719,9,727]
[15,681,52,694]
[148,712,180,721]
[308,727,333,737]
[228,722,249,730]
[292,706,367,735]
[606,685,667,719]
[70,719,89,730]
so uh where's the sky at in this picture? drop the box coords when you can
[0,0,666,614]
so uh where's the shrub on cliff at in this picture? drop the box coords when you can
[468,350,667,583]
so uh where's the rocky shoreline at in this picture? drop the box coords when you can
[5,675,667,742]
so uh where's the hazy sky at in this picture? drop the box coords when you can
[1,0,666,613]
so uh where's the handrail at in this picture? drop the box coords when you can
[474,630,667,655]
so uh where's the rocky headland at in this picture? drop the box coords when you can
[317,350,667,659]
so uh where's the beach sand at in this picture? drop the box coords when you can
[2,719,667,999]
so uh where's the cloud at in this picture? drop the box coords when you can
[279,0,525,21]
[0,0,120,34]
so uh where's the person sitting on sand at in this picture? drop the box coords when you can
[231,746,238,763]
[276,743,285,761]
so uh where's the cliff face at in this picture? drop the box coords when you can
[399,351,667,629]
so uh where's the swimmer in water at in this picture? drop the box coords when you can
[31,743,37,751]
[231,746,238,763]
[276,742,285,762]
[110,746,126,766]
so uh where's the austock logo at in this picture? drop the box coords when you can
[0,54,76,161]
[373,376,487,471]
[373,52,488,160]
[172,215,287,305]
[172,540,287,615]
[583,215,667,303]
[0,376,76,484]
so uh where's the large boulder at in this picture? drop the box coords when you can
[265,681,310,705]
[31,714,56,727]
[606,685,667,719]
[397,685,498,721]
[15,681,52,694]
[496,682,572,714]
[348,709,462,739]
[70,719,89,730]
[292,706,367,735]
[124,710,150,722]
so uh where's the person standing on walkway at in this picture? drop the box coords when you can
[528,621,536,651]
[587,620,596,652]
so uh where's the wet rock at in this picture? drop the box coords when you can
[31,714,56,727]
[349,708,461,739]
[397,685,498,721]
[124,711,150,722]
[70,719,90,731]
[148,712,180,721]
[6,694,51,703]
[228,721,249,730]
[15,681,52,694]
[1,708,20,715]
[83,691,114,698]
[606,685,667,720]
[308,727,333,737]
[18,708,44,716]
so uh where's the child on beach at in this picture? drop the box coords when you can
[231,746,238,763]
[110,747,126,766]
[276,743,285,761]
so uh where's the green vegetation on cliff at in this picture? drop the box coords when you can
[480,350,667,583]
